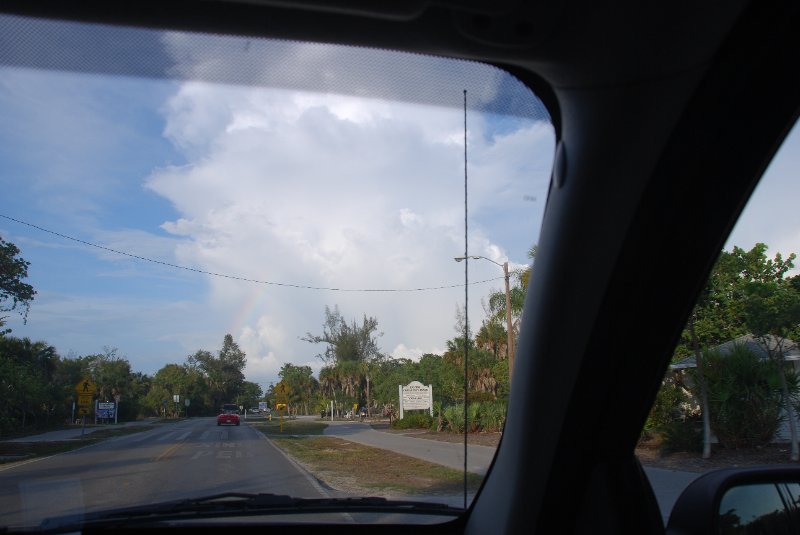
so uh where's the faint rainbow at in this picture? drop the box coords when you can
[229,284,270,336]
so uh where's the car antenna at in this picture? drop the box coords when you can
[462,88,469,511]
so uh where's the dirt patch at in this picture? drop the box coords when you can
[635,442,797,473]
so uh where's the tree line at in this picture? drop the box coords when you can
[267,266,530,425]
[0,334,259,435]
[648,243,800,460]
[1,233,531,434]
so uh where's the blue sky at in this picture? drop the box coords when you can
[0,28,555,388]
[725,121,800,256]
[3,20,796,391]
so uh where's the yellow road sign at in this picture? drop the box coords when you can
[275,381,291,404]
[77,394,93,406]
[77,407,90,416]
[76,378,97,395]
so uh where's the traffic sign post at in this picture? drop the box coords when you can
[76,378,96,395]
[276,403,288,432]
[274,381,291,433]
[75,378,96,437]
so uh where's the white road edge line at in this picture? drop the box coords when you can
[0,422,177,472]
[0,442,98,473]
[246,422,355,524]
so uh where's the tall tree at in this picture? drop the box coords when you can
[147,363,202,416]
[0,236,36,334]
[485,246,534,362]
[475,318,507,360]
[189,334,247,409]
[486,245,535,325]
[744,274,800,461]
[302,305,382,366]
[278,364,317,415]
[0,336,54,429]
[518,244,537,292]
[680,248,750,459]
[88,347,134,404]
[677,243,798,459]
[235,381,264,411]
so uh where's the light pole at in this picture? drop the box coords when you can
[455,255,515,383]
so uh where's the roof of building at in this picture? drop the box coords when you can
[670,333,800,370]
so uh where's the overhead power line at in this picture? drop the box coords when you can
[0,213,504,292]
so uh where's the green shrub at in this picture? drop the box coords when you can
[467,402,481,432]
[443,404,465,433]
[467,391,495,403]
[703,344,785,448]
[432,401,444,432]
[391,412,433,429]
[436,402,508,433]
[478,400,507,432]
[644,374,691,436]
[660,417,703,454]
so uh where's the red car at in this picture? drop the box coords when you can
[217,410,239,425]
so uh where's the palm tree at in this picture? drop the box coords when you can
[476,319,507,359]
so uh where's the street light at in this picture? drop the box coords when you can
[454,255,516,383]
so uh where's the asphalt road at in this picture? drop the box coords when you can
[0,418,328,529]
[1,418,701,527]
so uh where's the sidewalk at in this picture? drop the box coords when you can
[322,420,496,475]
[4,419,162,443]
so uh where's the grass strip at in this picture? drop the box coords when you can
[0,426,151,464]
[271,435,482,496]
[252,419,327,436]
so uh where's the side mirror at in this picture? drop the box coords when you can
[666,466,800,534]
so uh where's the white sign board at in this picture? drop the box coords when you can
[398,381,433,419]
[95,401,116,420]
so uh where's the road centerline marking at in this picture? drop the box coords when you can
[154,441,184,462]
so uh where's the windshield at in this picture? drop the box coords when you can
[0,14,554,529]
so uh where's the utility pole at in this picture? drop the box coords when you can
[502,261,515,383]
[455,255,516,384]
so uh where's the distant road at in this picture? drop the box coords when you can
[0,418,328,529]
